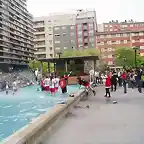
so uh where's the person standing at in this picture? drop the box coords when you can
[59,71,72,94]
[104,73,111,98]
[111,71,118,92]
[122,71,127,93]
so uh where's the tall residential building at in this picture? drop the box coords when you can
[34,9,97,58]
[96,30,144,66]
[0,0,34,70]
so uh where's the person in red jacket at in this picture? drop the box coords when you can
[77,77,96,96]
[122,71,127,93]
[59,71,72,94]
[104,73,111,98]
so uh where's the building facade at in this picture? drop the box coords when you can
[96,30,144,65]
[34,9,97,58]
[53,25,76,56]
[103,20,144,32]
[0,0,34,70]
[75,9,97,49]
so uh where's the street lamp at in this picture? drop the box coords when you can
[133,47,139,68]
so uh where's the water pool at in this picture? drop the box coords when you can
[0,85,79,140]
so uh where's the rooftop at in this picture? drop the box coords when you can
[38,56,99,63]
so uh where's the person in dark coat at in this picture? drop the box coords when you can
[111,71,118,92]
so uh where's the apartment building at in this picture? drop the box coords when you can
[0,0,34,70]
[53,25,76,56]
[103,20,144,32]
[34,9,97,58]
[75,9,97,49]
[96,30,144,65]
[34,14,76,58]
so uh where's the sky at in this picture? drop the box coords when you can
[27,0,144,23]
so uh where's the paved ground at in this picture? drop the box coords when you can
[46,87,144,144]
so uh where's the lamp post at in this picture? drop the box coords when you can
[133,47,139,68]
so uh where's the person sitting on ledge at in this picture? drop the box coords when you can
[77,77,96,96]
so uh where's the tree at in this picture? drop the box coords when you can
[62,48,100,57]
[116,47,144,67]
[28,60,54,74]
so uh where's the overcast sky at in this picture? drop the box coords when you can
[27,0,144,23]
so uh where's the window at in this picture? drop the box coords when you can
[123,33,128,37]
[106,35,111,38]
[55,47,60,50]
[64,47,67,50]
[89,30,93,36]
[107,41,111,44]
[50,54,53,57]
[100,35,104,38]
[55,41,60,43]
[78,38,82,42]
[63,33,66,36]
[71,32,74,36]
[62,26,66,29]
[140,46,144,49]
[54,27,60,30]
[108,55,112,58]
[108,61,113,65]
[100,42,104,45]
[132,40,135,43]
[105,25,108,27]
[89,24,93,29]
[49,47,52,51]
[124,40,127,43]
[48,27,52,31]
[79,45,83,48]
[116,34,120,37]
[108,48,112,51]
[49,40,52,44]
[110,29,113,31]
[101,48,105,52]
[77,24,82,29]
[116,40,120,44]
[89,38,94,42]
[49,33,52,35]
[130,24,133,27]
[55,34,60,36]
[139,32,144,36]
[71,26,74,29]
[140,39,144,42]
[109,25,112,27]
[132,33,136,36]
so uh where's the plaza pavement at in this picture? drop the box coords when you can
[46,87,144,144]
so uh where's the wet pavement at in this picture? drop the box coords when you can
[46,87,144,144]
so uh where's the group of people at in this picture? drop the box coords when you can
[38,71,96,96]
[40,71,72,94]
[103,68,144,98]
